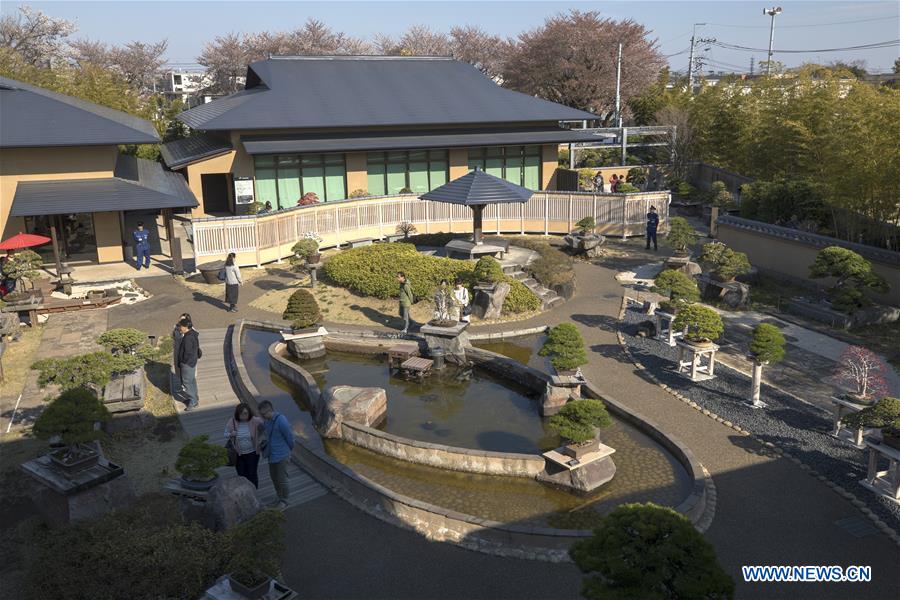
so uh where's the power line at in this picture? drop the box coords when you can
[705,15,898,29]
[709,39,899,53]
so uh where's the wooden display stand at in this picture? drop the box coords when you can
[675,340,719,381]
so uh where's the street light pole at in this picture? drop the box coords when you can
[763,7,783,77]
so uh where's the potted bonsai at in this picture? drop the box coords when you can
[1,249,43,304]
[472,256,504,289]
[396,221,417,240]
[32,387,111,473]
[97,328,149,355]
[652,269,699,314]
[539,323,588,375]
[844,397,900,450]
[672,304,723,347]
[699,242,751,282]
[297,192,319,206]
[574,216,596,236]
[289,236,321,269]
[176,435,228,491]
[748,323,786,408]
[833,346,890,405]
[665,217,698,256]
[549,399,612,459]
[227,510,287,599]
[282,288,322,333]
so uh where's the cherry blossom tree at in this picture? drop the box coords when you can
[833,345,890,401]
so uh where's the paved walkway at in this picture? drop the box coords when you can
[174,327,325,509]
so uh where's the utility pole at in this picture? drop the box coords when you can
[750,57,755,76]
[687,22,706,93]
[614,43,622,128]
[763,7,783,77]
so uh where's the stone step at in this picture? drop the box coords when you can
[544,296,565,309]
[522,278,538,288]
[511,271,528,281]
[501,264,520,274]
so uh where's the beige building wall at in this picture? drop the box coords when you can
[93,211,124,263]
[449,148,469,181]
[0,145,118,238]
[345,152,367,193]
[541,144,559,191]
[184,151,237,217]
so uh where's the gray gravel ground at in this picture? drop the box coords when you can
[622,307,900,533]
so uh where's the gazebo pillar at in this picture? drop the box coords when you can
[472,205,484,245]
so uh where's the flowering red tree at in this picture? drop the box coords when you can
[833,345,889,401]
[297,192,319,206]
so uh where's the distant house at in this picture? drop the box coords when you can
[159,68,242,108]
[161,56,600,217]
[0,77,197,264]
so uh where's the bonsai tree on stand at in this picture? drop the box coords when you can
[289,237,320,270]
[472,256,504,287]
[672,304,723,345]
[574,216,597,236]
[539,323,588,372]
[833,345,889,403]
[97,328,149,354]
[699,242,751,282]
[1,249,43,299]
[748,323,786,408]
[809,246,889,314]
[32,387,111,471]
[282,289,322,331]
[844,397,900,450]
[549,399,611,458]
[176,435,228,490]
[664,217,699,255]
[227,509,287,598]
[652,269,699,313]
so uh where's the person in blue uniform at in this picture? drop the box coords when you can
[133,221,151,269]
[646,206,659,251]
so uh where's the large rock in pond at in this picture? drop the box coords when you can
[207,476,261,531]
[472,282,510,320]
[287,335,326,360]
[317,385,387,438]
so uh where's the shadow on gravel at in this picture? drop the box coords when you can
[571,313,620,332]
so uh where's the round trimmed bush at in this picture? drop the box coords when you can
[749,323,785,364]
[653,269,699,311]
[539,323,588,370]
[473,256,504,284]
[673,304,724,343]
[97,328,148,353]
[844,397,900,429]
[549,399,611,443]
[282,288,322,329]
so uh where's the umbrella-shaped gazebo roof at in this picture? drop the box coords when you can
[420,168,534,205]
[0,232,51,251]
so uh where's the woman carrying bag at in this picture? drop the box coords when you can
[453,279,471,323]
[220,252,242,313]
[224,403,264,488]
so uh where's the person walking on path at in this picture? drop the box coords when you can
[259,400,293,510]
[646,205,660,251]
[172,312,191,392]
[609,173,619,193]
[593,171,605,193]
[222,252,242,313]
[132,221,151,270]
[177,318,201,411]
[397,271,414,334]
[453,279,471,323]
[224,403,264,488]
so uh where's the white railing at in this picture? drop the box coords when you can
[191,191,670,264]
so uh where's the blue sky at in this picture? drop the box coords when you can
[8,1,900,73]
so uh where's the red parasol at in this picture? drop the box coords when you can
[0,232,52,251]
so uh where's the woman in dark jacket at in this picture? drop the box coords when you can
[172,312,191,391]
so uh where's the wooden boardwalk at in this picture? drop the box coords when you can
[174,327,326,508]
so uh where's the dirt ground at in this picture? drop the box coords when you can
[175,265,269,296]
[0,325,43,401]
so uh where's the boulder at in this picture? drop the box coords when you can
[317,385,388,438]
[287,335,326,360]
[666,256,702,277]
[472,282,510,320]
[551,279,576,300]
[851,305,900,328]
[721,282,750,309]
[540,384,571,416]
[635,320,657,338]
[207,476,261,531]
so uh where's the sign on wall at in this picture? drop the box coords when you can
[234,176,255,205]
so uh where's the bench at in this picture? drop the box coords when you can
[387,343,419,369]
[400,356,433,379]
[346,237,374,248]
[103,366,146,413]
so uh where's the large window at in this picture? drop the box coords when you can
[254,154,346,209]
[366,150,448,195]
[468,146,542,190]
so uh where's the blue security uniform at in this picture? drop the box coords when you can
[133,228,150,269]
[646,211,659,251]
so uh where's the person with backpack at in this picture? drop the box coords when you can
[397,271,414,334]
[258,400,293,510]
[177,318,201,411]
[224,403,264,488]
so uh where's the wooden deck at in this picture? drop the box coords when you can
[174,327,326,508]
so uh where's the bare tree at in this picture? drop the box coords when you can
[502,10,664,124]
[284,19,371,55]
[377,25,450,56]
[69,39,114,68]
[449,25,511,79]
[0,5,75,66]
[111,40,168,93]
[198,32,251,94]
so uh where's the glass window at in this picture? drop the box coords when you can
[505,154,523,185]
[325,164,346,201]
[367,161,386,196]
[408,161,429,193]
[429,160,448,188]
[367,150,449,194]
[485,156,504,178]
[254,164,278,206]
[524,155,540,190]
[301,166,325,200]
[255,154,346,205]
[386,162,406,193]
[276,156,301,209]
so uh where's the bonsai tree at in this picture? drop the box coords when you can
[809,246,889,314]
[844,397,900,431]
[176,435,228,482]
[1,249,43,293]
[615,182,639,193]
[672,304,724,344]
[32,387,110,462]
[348,188,369,198]
[227,510,286,591]
[699,242,751,281]
[570,503,734,600]
[707,181,734,207]
[97,328,148,354]
[32,351,143,391]
[575,216,597,235]
[833,345,889,402]
[539,323,588,371]
[665,217,699,255]
[282,289,322,329]
[625,168,647,187]
[472,256,504,285]
[297,192,319,206]
[653,269,700,312]
[396,221,417,239]
[399,187,413,194]
[748,323,786,407]
[289,238,320,269]
[549,399,611,444]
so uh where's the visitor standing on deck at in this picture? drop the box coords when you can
[397,272,413,334]
[646,206,660,251]
[133,221,151,270]
[177,318,201,411]
[223,252,242,313]
[225,403,264,488]
[259,400,293,510]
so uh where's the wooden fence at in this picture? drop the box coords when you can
[191,190,670,267]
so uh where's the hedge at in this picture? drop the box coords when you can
[322,243,539,313]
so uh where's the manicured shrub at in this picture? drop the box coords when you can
[97,328,148,353]
[348,188,369,198]
[843,397,900,429]
[473,256,504,284]
[615,182,639,193]
[405,232,463,247]
[32,351,143,391]
[673,304,724,343]
[749,323,786,365]
[227,510,286,588]
[1,249,42,290]
[282,288,322,329]
[674,180,697,199]
[176,435,228,481]
[570,503,734,600]
[575,216,596,234]
[707,181,734,207]
[398,187,413,194]
[549,399,611,443]
[699,242,751,281]
[539,323,588,370]
[290,238,319,261]
[809,246,889,313]
[502,277,541,313]
[32,387,110,456]
[653,269,699,311]
[665,217,698,254]
[507,236,575,288]
[25,494,227,600]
